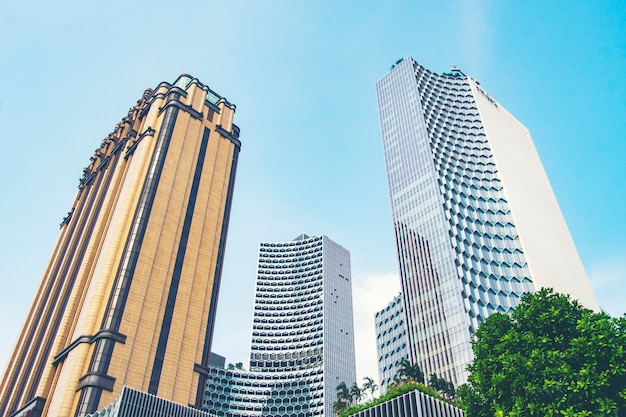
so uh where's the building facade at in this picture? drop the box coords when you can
[375,295,408,392]
[376,58,599,385]
[0,75,241,417]
[204,234,357,417]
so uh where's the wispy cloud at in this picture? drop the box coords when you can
[352,271,401,386]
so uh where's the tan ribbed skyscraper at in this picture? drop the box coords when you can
[0,75,241,417]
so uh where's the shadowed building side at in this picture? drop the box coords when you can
[0,75,241,417]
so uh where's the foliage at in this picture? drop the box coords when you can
[350,382,363,404]
[333,381,351,414]
[336,381,350,400]
[333,370,452,416]
[395,359,455,400]
[429,373,456,399]
[442,71,464,77]
[459,288,626,417]
[396,358,425,384]
[333,377,377,414]
[362,376,378,400]
[226,362,244,370]
[333,398,349,414]
[338,380,446,417]
[390,57,404,70]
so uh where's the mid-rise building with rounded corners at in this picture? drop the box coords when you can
[204,234,356,417]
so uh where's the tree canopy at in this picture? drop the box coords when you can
[338,379,448,417]
[227,362,244,370]
[396,358,425,384]
[362,376,378,400]
[459,288,626,417]
[333,377,379,414]
[429,373,456,400]
[334,382,351,414]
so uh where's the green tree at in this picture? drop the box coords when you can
[350,382,364,404]
[396,358,425,384]
[445,381,456,400]
[459,288,626,417]
[338,380,448,417]
[362,376,378,400]
[429,373,456,400]
[333,382,351,414]
[332,398,349,415]
[429,373,442,390]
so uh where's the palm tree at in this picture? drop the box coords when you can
[350,382,363,404]
[227,362,245,371]
[428,373,456,400]
[361,376,378,400]
[333,382,350,414]
[446,381,456,400]
[336,381,350,401]
[396,358,425,384]
[332,398,348,415]
[429,373,441,390]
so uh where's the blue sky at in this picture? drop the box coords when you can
[0,1,624,386]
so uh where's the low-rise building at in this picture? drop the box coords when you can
[86,386,212,417]
[347,388,463,417]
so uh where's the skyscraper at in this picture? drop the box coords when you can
[375,294,407,392]
[376,58,599,385]
[203,234,356,417]
[0,75,241,417]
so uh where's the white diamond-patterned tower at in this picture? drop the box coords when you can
[376,58,599,385]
